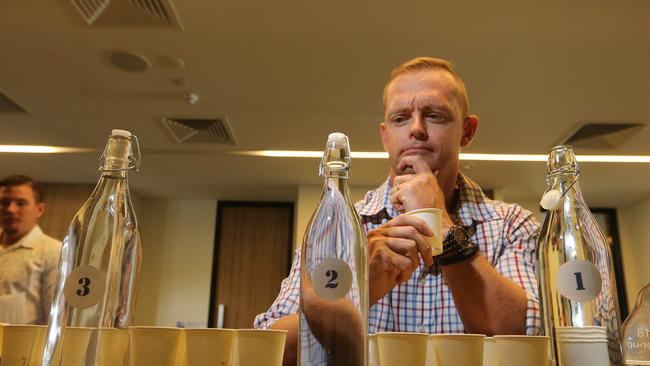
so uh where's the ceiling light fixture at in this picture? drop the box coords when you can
[3,145,650,163]
[0,145,95,154]
[234,150,650,163]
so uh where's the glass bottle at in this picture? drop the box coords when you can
[42,129,142,366]
[299,132,368,366]
[622,283,650,365]
[537,145,623,366]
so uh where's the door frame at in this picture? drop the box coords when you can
[591,207,629,319]
[207,201,295,327]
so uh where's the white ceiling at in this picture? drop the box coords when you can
[1,0,649,207]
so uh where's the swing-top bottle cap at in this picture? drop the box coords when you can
[547,145,579,175]
[327,132,347,145]
[111,129,132,138]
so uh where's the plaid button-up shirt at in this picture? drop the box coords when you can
[254,173,541,335]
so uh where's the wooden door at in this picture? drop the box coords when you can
[209,202,293,328]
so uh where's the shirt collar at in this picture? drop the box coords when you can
[455,173,499,226]
[355,178,399,218]
[355,173,499,225]
[0,225,43,250]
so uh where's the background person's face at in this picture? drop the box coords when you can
[380,69,467,179]
[0,184,44,237]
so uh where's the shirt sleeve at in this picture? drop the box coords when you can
[253,248,301,329]
[494,206,542,335]
[41,239,62,324]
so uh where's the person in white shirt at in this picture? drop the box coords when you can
[0,175,61,325]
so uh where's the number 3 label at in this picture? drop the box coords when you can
[64,265,107,309]
[556,260,602,302]
[312,259,353,301]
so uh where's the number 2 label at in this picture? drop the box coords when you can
[325,270,339,288]
[312,259,353,301]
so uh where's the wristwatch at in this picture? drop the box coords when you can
[437,225,479,266]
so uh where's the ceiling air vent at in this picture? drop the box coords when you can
[0,91,27,113]
[561,122,645,149]
[69,0,183,29]
[162,118,237,144]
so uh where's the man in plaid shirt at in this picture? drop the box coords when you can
[255,57,541,364]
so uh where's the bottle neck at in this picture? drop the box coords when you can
[101,169,128,179]
[323,169,350,195]
[548,172,583,197]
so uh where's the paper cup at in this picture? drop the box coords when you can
[0,323,5,359]
[430,333,485,366]
[185,328,236,366]
[494,335,549,366]
[376,332,428,366]
[234,329,286,366]
[483,337,499,366]
[556,327,609,366]
[368,334,380,366]
[60,327,94,365]
[129,326,183,366]
[0,324,47,366]
[405,208,443,256]
[96,328,129,366]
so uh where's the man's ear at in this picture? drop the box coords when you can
[35,202,45,219]
[379,122,388,150]
[461,115,479,147]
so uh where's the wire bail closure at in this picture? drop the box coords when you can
[540,171,581,211]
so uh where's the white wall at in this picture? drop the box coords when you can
[134,199,217,326]
[617,195,650,308]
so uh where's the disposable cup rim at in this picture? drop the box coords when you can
[406,208,442,215]
[493,335,549,341]
[556,326,607,332]
[430,333,486,339]
[376,332,429,338]
[184,328,237,333]
[129,326,183,332]
[236,329,288,334]
[558,338,608,343]
[2,324,47,329]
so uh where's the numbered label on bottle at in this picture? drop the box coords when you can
[63,265,107,309]
[556,260,602,302]
[312,258,353,301]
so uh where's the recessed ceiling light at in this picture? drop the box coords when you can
[109,51,151,72]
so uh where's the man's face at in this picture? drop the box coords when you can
[0,184,44,237]
[380,69,476,178]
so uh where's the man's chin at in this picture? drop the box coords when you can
[1,224,20,234]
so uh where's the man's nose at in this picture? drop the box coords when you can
[409,114,428,141]
[6,202,19,213]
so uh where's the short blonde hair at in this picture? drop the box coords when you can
[383,57,470,118]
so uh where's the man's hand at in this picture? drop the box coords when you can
[367,214,434,304]
[390,156,445,213]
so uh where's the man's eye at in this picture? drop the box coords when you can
[392,115,408,124]
[426,113,445,121]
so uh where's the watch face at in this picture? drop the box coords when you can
[452,226,470,243]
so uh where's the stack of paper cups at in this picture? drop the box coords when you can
[556,326,609,366]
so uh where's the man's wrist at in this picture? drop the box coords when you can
[437,246,479,266]
[437,225,479,266]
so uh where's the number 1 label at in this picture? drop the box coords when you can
[556,260,602,303]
